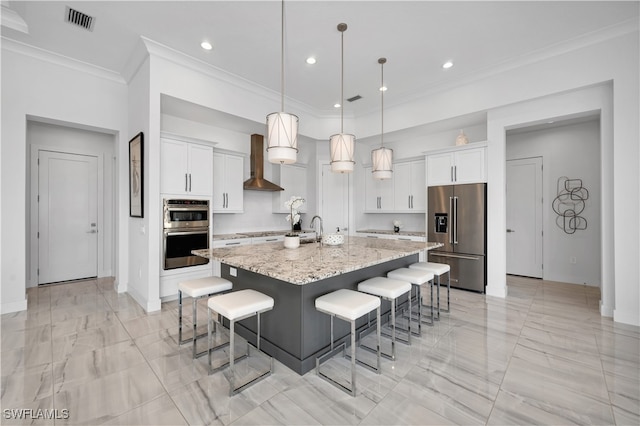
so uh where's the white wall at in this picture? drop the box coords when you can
[1,42,128,314]
[26,121,116,285]
[506,120,601,286]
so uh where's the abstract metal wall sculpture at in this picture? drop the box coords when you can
[552,176,589,234]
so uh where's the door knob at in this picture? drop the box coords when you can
[506,229,515,233]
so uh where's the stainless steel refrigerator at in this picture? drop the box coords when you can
[427,183,486,293]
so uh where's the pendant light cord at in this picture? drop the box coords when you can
[338,23,347,134]
[280,0,285,112]
[380,59,384,147]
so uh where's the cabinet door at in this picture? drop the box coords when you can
[212,152,226,211]
[224,154,244,212]
[426,152,455,186]
[364,168,393,212]
[161,139,189,194]
[394,163,412,211]
[188,144,213,196]
[410,160,426,211]
[454,147,486,184]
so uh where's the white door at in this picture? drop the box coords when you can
[321,163,349,234]
[506,157,543,278]
[38,151,98,284]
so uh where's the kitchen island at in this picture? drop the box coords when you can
[193,236,442,375]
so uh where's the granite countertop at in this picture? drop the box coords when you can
[357,229,426,237]
[194,236,443,285]
[213,229,315,240]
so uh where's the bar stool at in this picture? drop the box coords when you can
[178,276,232,358]
[207,289,274,396]
[315,289,381,397]
[358,277,412,360]
[409,262,451,318]
[387,268,435,336]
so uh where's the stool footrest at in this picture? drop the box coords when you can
[229,355,273,395]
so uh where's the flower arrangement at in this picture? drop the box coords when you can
[393,219,403,233]
[285,196,305,236]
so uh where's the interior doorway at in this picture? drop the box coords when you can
[38,151,99,284]
[506,157,543,278]
[319,162,350,235]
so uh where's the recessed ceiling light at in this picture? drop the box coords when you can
[379,86,387,92]
[334,103,341,108]
[442,61,453,69]
[306,57,316,65]
[201,41,213,51]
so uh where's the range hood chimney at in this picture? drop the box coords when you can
[243,134,284,191]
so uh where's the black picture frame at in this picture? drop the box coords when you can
[129,132,144,218]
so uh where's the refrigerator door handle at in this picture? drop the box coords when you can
[449,196,454,244]
[430,252,481,261]
[453,196,458,244]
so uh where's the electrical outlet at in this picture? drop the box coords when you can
[570,256,577,264]
[230,267,237,277]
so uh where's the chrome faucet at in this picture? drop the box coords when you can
[310,215,323,243]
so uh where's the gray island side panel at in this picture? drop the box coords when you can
[220,253,418,375]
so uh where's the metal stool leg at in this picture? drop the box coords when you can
[178,290,185,344]
[192,297,198,358]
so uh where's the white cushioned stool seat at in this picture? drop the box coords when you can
[178,276,233,358]
[315,288,381,396]
[358,277,412,299]
[409,262,450,275]
[409,261,451,316]
[387,268,433,284]
[315,289,380,320]
[208,289,274,321]
[388,267,436,332]
[358,277,413,360]
[179,277,233,298]
[207,289,274,396]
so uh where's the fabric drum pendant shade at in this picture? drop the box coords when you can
[371,146,393,179]
[330,133,355,173]
[267,111,299,164]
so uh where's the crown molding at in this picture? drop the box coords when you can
[1,36,125,84]
[1,4,28,34]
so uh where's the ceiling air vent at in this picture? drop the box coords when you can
[65,7,95,31]
[347,95,362,103]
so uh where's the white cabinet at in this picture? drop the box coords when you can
[364,166,394,212]
[394,160,425,212]
[213,152,244,213]
[161,138,213,196]
[252,235,284,244]
[426,144,486,186]
[272,164,307,213]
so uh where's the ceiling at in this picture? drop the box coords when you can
[2,1,638,118]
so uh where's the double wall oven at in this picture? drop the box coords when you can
[163,199,210,270]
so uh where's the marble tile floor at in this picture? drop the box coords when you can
[1,276,638,425]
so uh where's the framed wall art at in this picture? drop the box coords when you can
[129,132,144,218]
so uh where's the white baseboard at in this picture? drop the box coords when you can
[613,308,640,327]
[1,298,28,314]
[600,300,614,318]
[127,285,161,313]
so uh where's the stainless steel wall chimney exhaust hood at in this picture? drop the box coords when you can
[243,134,284,191]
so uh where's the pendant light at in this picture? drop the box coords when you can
[371,57,393,180]
[330,23,355,173]
[266,0,298,164]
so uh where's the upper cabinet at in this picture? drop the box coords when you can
[364,166,394,212]
[426,143,487,186]
[364,159,425,213]
[394,160,426,213]
[213,151,244,213]
[160,136,214,196]
[272,164,308,213]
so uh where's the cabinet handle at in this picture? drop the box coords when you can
[188,173,192,192]
[222,193,225,208]
[454,166,457,182]
[408,195,411,209]
[451,166,454,182]
[225,193,228,208]
[185,173,188,192]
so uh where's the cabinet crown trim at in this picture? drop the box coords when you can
[422,140,487,156]
[160,131,218,147]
